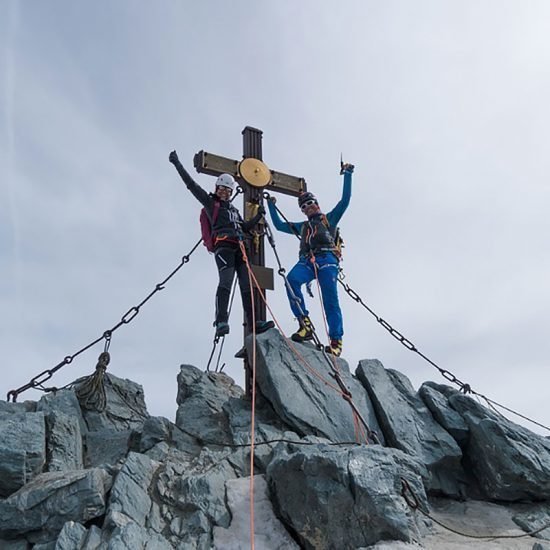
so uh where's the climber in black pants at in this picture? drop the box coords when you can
[169,150,274,338]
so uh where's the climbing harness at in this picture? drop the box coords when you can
[7,238,203,404]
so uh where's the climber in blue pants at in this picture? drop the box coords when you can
[267,163,354,357]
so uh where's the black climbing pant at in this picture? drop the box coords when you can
[213,244,254,326]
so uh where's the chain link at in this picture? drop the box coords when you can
[7,238,203,402]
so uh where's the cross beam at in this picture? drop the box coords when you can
[194,126,306,394]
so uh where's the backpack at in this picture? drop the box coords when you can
[200,200,221,253]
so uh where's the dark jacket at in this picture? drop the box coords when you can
[267,169,352,258]
[172,160,262,246]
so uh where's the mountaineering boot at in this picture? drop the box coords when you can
[234,346,247,359]
[255,320,275,334]
[234,320,275,359]
[291,316,314,343]
[325,339,343,357]
[215,322,230,338]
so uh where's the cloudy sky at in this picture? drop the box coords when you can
[1,1,549,435]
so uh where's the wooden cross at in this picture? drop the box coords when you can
[194,126,306,391]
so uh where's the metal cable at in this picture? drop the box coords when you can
[7,238,203,403]
[264,193,550,433]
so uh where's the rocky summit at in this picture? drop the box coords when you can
[1,328,549,549]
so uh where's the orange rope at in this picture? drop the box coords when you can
[312,257,370,445]
[240,251,344,395]
[239,242,256,550]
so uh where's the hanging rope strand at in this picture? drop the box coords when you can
[238,241,257,550]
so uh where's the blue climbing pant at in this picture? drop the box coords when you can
[285,253,343,340]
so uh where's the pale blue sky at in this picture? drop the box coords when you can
[2,1,549,435]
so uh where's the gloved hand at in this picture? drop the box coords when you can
[268,195,277,204]
[341,163,354,174]
[169,150,179,165]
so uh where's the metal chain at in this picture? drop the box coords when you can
[337,272,550,432]
[264,193,550,433]
[7,238,203,402]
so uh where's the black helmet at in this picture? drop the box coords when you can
[298,191,317,208]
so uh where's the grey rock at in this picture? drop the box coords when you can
[106,521,172,550]
[54,521,87,549]
[0,400,36,413]
[418,382,469,446]
[140,415,201,456]
[105,452,161,529]
[251,330,384,444]
[45,411,83,471]
[81,525,103,550]
[85,429,137,468]
[0,468,111,542]
[176,365,242,445]
[267,444,427,549]
[0,411,46,497]
[79,373,149,432]
[153,449,240,546]
[533,543,550,550]
[450,393,550,501]
[33,544,56,550]
[357,359,466,497]
[37,390,86,434]
[213,475,299,549]
[513,505,550,541]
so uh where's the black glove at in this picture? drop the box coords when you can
[341,163,354,174]
[169,150,179,165]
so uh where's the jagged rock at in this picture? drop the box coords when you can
[176,364,243,445]
[418,382,469,447]
[45,411,83,471]
[0,411,46,497]
[513,505,550,541]
[84,429,139,468]
[106,520,172,549]
[81,525,103,549]
[140,415,201,457]
[0,400,36,414]
[54,521,87,549]
[450,393,550,501]
[212,475,299,549]
[104,452,161,530]
[357,359,466,497]
[267,443,427,549]
[0,468,111,542]
[533,543,550,550]
[250,329,384,444]
[154,449,241,547]
[37,390,86,433]
[79,373,149,432]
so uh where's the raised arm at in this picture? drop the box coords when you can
[267,199,303,236]
[169,150,211,207]
[326,165,353,226]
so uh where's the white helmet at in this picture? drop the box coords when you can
[215,173,236,191]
